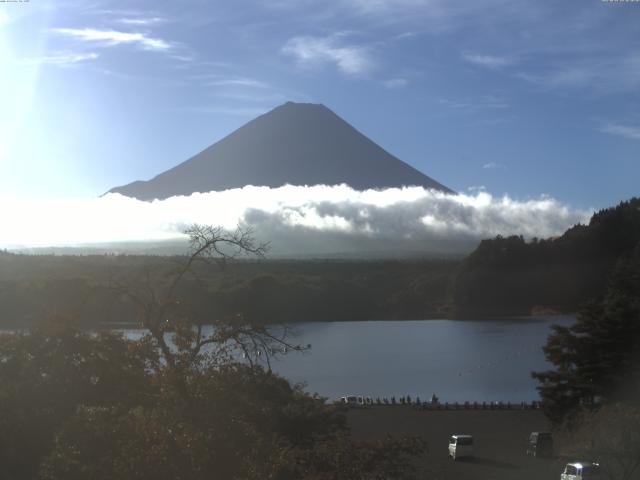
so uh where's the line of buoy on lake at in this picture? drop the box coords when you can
[456,344,540,377]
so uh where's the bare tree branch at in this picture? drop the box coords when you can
[107,224,307,383]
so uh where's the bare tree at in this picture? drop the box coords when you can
[110,225,307,377]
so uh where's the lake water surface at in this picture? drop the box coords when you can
[261,316,574,403]
[124,316,573,403]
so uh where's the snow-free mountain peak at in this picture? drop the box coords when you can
[107,102,453,200]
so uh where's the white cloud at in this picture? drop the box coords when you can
[349,0,432,13]
[170,54,195,63]
[24,52,99,66]
[382,78,408,88]
[515,54,640,93]
[482,162,505,169]
[438,95,509,112]
[0,186,589,256]
[600,123,640,141]
[282,35,372,75]
[118,17,165,26]
[53,28,171,51]
[462,52,514,69]
[396,31,416,39]
[515,68,595,89]
[0,10,9,27]
[207,78,269,89]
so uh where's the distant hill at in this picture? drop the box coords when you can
[451,197,640,316]
[107,102,453,200]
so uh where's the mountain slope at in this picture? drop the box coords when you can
[107,102,453,200]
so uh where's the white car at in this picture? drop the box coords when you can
[561,462,601,479]
[448,434,474,460]
[340,395,359,405]
[340,395,373,406]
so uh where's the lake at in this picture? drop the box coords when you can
[271,317,575,402]
[125,316,574,403]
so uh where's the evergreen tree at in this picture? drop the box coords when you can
[533,243,640,423]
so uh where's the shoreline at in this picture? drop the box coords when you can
[1,313,576,332]
[89,312,577,330]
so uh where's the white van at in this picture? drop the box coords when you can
[340,395,359,405]
[448,434,474,460]
[340,395,373,406]
[561,462,601,480]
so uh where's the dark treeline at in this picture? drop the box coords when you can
[1,197,639,327]
[453,197,640,316]
[534,242,640,422]
[0,254,456,327]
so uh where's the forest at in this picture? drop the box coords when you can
[0,254,456,327]
[452,197,640,316]
[0,197,639,327]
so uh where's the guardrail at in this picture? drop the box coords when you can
[337,397,541,410]
[415,400,541,410]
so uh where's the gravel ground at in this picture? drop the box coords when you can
[347,407,569,480]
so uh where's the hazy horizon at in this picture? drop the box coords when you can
[0,185,590,256]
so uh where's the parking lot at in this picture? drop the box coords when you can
[348,407,567,480]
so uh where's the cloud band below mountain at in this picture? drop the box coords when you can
[1,185,590,256]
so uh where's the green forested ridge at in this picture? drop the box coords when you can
[452,197,640,316]
[0,255,456,327]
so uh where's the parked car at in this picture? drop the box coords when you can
[526,431,553,457]
[448,434,474,460]
[339,395,372,406]
[560,462,601,479]
[340,395,359,405]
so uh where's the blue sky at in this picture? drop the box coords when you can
[1,0,639,209]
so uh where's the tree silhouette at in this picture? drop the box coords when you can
[533,243,640,423]
[110,225,307,382]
